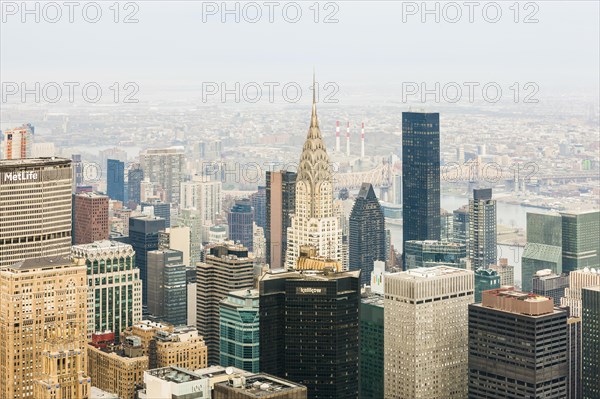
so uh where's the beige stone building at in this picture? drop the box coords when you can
[0,257,90,399]
[151,327,208,370]
[87,338,148,399]
[384,266,474,399]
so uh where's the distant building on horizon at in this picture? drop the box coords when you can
[107,159,125,203]
[228,198,254,251]
[2,123,33,159]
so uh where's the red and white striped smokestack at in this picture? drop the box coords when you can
[335,120,340,152]
[361,122,365,158]
[346,122,350,156]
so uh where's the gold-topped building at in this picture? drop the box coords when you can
[295,245,341,272]
[0,257,90,399]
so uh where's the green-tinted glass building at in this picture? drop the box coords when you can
[219,288,260,373]
[404,240,467,269]
[360,294,384,399]
[561,211,600,273]
[522,212,563,292]
[582,286,600,399]
[474,268,501,303]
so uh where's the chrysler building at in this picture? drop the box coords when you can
[285,79,343,269]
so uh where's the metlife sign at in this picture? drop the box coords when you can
[296,287,326,295]
[2,170,39,182]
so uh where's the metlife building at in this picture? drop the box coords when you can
[0,157,73,268]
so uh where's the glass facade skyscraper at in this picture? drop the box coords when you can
[474,268,501,303]
[402,112,440,256]
[228,199,254,251]
[582,286,600,399]
[359,294,384,399]
[147,249,187,326]
[219,288,260,373]
[522,212,563,292]
[561,210,600,273]
[404,240,467,269]
[128,216,166,307]
[349,183,386,285]
[107,159,125,202]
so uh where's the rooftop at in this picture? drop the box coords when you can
[146,367,204,383]
[397,265,472,280]
[479,287,560,316]
[0,157,70,170]
[216,373,306,397]
[6,256,83,272]
[71,240,133,253]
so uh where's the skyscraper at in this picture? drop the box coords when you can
[129,215,166,307]
[385,266,473,398]
[141,199,171,227]
[147,249,188,326]
[522,212,563,292]
[561,210,600,273]
[0,257,90,399]
[2,123,33,159]
[159,225,191,267]
[180,176,222,238]
[259,268,361,399]
[402,111,440,255]
[469,288,568,398]
[0,158,73,268]
[73,192,109,245]
[219,288,260,373]
[562,267,600,318]
[107,158,125,202]
[228,198,254,251]
[474,267,501,302]
[127,163,144,207]
[251,186,266,230]
[285,91,342,269]
[360,292,384,399]
[140,147,185,205]
[452,205,469,245]
[469,188,497,269]
[532,269,569,305]
[582,286,600,399]
[196,243,255,364]
[71,240,142,340]
[265,170,296,270]
[349,183,386,285]
[72,153,84,191]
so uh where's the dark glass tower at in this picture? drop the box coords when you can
[402,112,440,258]
[265,171,296,269]
[582,286,600,398]
[147,249,187,326]
[107,159,125,202]
[128,215,165,307]
[349,183,386,285]
[469,188,497,269]
[227,199,254,251]
[259,269,361,399]
[359,294,384,399]
[127,163,144,207]
[251,186,266,230]
[141,200,171,227]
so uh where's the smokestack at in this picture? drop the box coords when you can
[346,122,350,156]
[361,122,365,158]
[335,121,340,152]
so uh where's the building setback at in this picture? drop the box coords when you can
[349,183,386,285]
[402,111,441,254]
[384,266,473,399]
[259,268,361,399]
[469,288,568,398]
[0,158,73,268]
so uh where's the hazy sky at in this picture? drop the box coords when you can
[1,1,599,100]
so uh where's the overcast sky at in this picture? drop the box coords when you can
[1,1,599,100]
